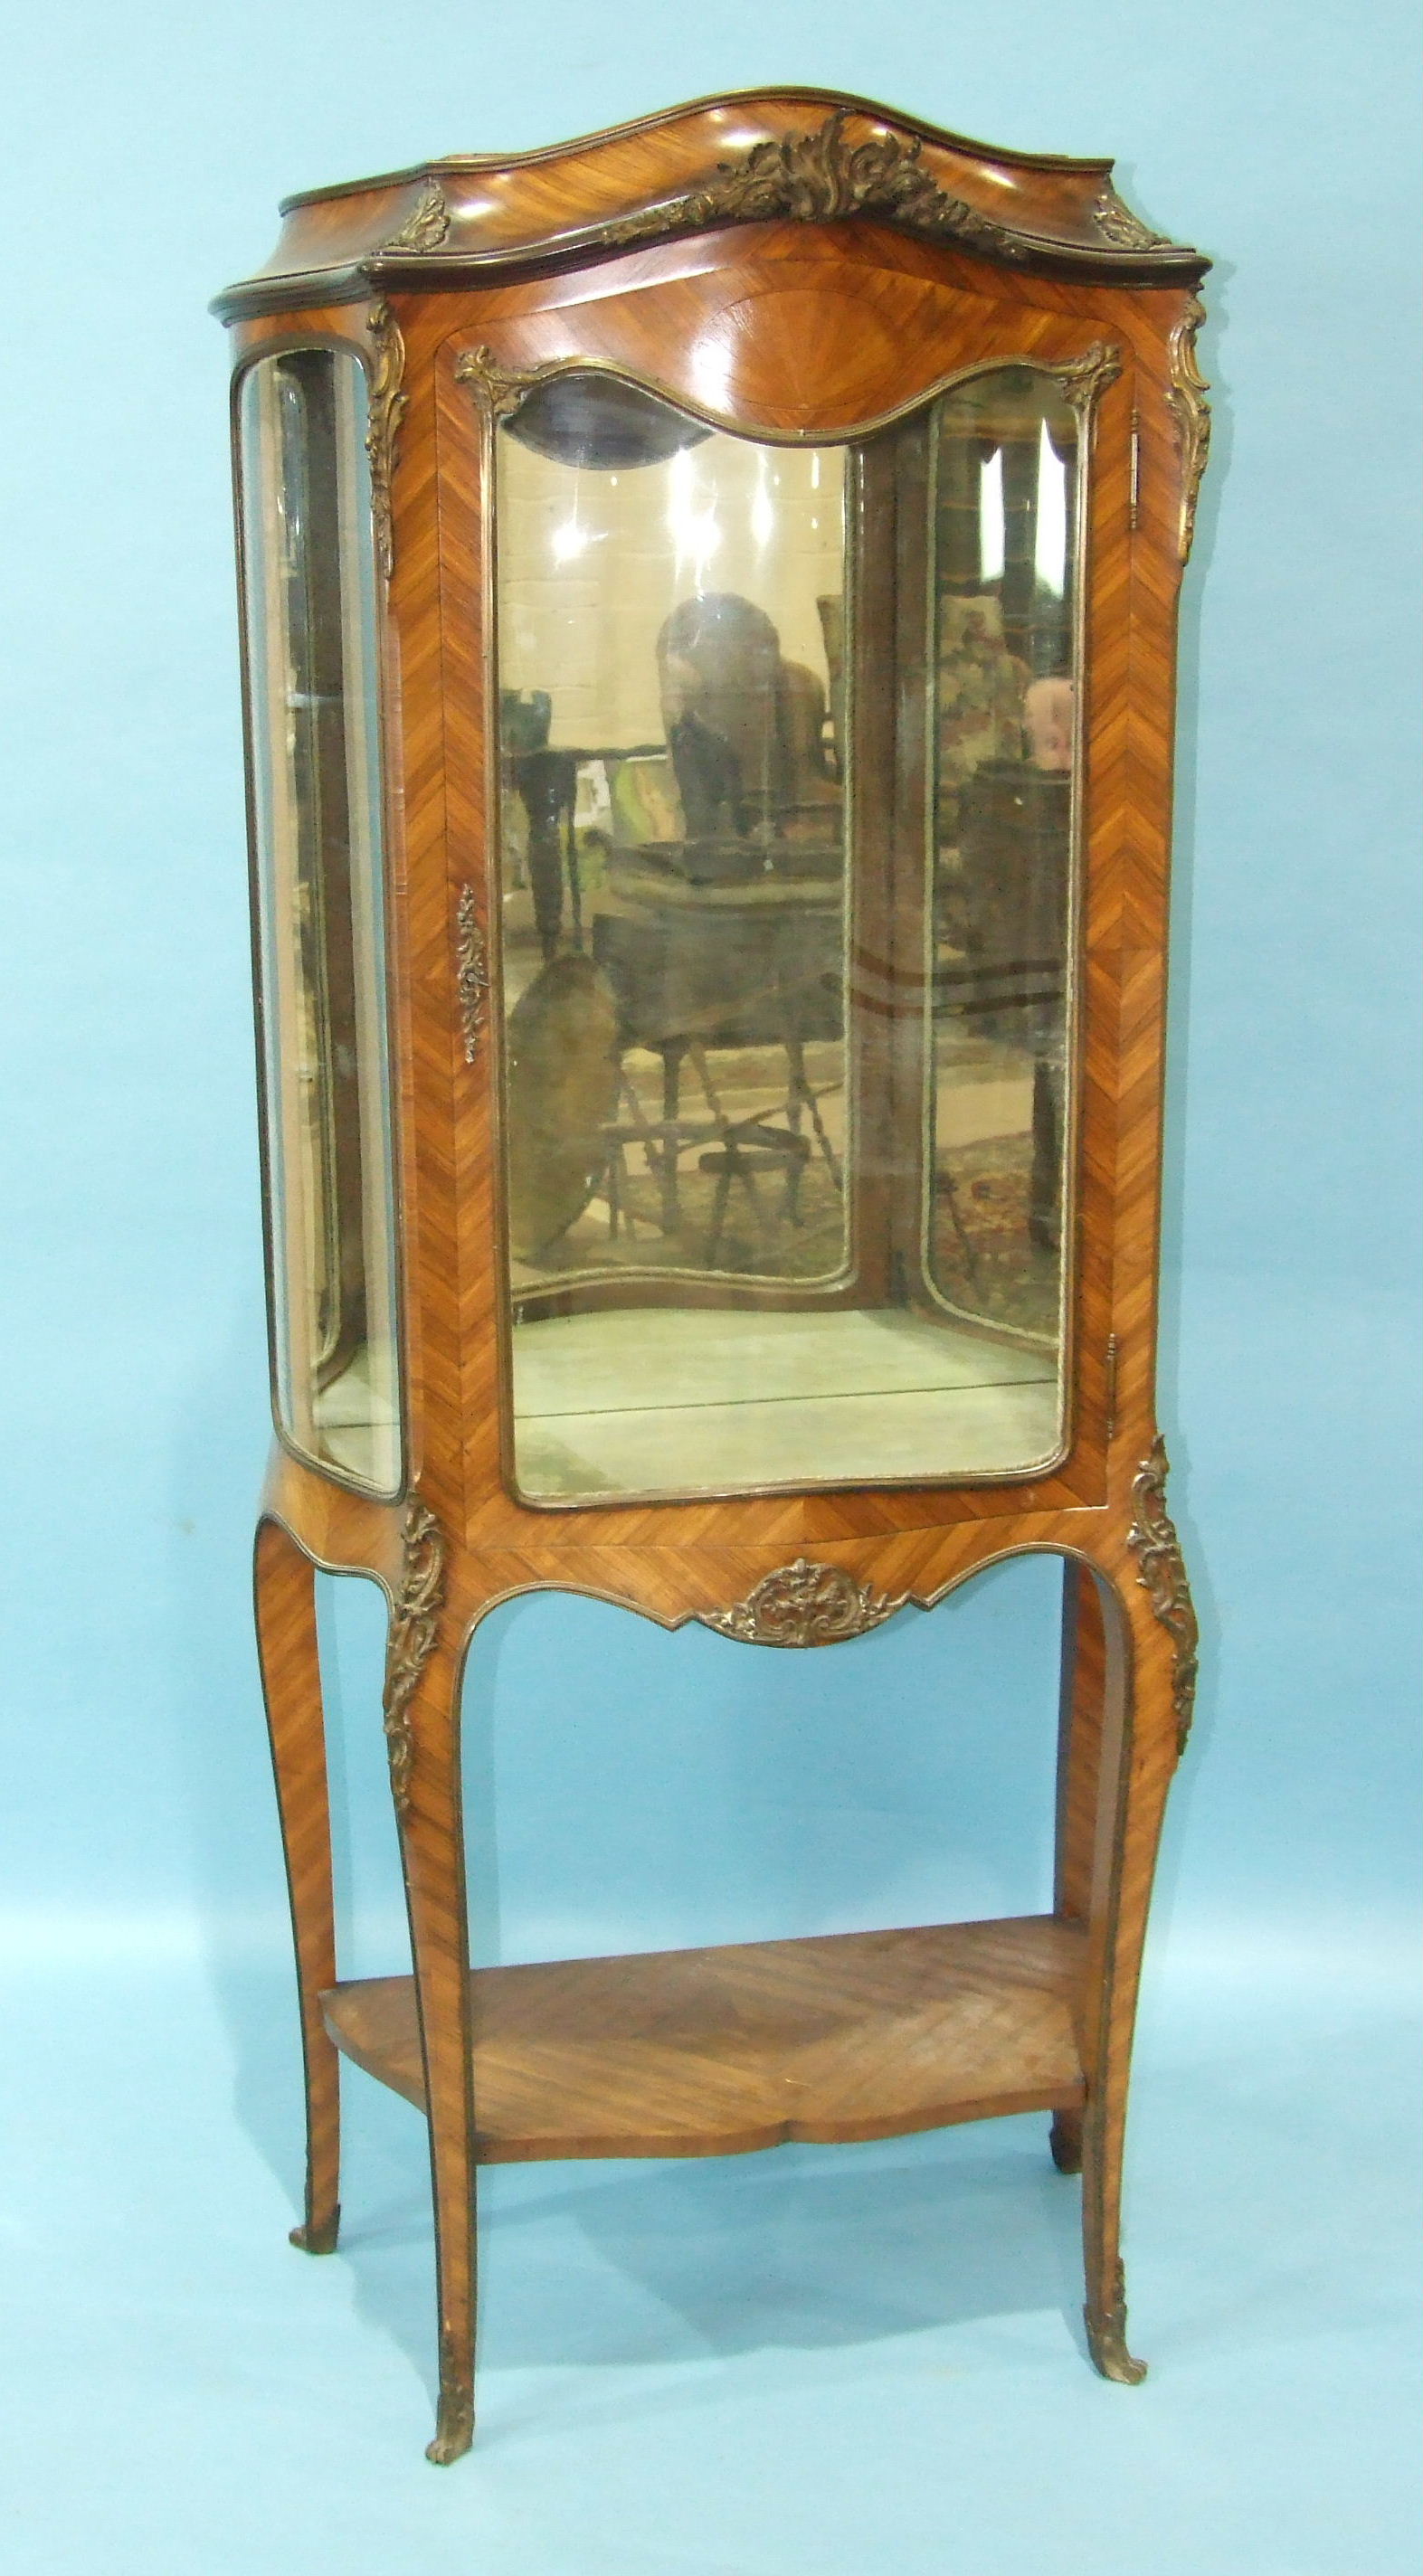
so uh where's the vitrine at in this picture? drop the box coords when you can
[216,90,1209,2462]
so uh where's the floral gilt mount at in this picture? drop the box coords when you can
[700,1558,908,1647]
[1126,1438,1200,1756]
[606,107,1029,260]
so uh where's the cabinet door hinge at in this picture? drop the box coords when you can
[1105,1333,1120,1442]
[1128,410,1141,532]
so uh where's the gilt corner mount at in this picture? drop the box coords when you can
[365,300,406,582]
[1167,295,1212,564]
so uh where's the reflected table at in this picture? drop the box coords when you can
[590,850,845,1260]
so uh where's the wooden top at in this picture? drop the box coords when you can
[213,89,1207,319]
[321,1914,1087,2162]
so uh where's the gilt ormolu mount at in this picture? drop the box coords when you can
[219,89,1209,2461]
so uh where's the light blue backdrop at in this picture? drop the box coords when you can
[2,6,1418,2571]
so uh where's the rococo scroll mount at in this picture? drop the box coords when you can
[453,344,539,422]
[455,885,489,1064]
[365,301,406,582]
[1167,297,1211,564]
[382,1501,446,1815]
[1126,1436,1200,1756]
[381,179,452,256]
[700,1558,908,1648]
[604,107,1029,261]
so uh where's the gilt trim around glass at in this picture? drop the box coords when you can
[464,346,1114,1509]
[232,336,407,1501]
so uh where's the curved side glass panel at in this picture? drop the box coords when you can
[925,367,1080,1358]
[238,348,402,1493]
[490,368,1081,1505]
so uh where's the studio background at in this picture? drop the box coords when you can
[2,7,1418,2571]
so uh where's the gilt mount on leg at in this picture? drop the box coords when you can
[382,1502,447,1820]
[1126,1435,1200,1757]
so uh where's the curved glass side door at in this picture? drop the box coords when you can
[925,366,1080,1354]
[238,347,402,1494]
[488,364,1086,1506]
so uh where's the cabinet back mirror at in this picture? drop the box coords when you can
[492,365,1083,1504]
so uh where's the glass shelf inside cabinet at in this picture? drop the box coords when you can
[491,367,1082,1504]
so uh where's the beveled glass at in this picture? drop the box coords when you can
[491,369,1081,1504]
[238,347,402,1494]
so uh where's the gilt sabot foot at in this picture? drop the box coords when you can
[426,2337,476,2464]
[1085,2259,1148,2383]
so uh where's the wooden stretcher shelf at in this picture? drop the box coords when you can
[321,1913,1088,2164]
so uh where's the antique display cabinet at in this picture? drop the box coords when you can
[215,90,1209,2462]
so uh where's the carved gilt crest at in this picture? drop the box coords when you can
[606,107,1026,262]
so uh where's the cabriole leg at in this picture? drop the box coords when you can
[382,1515,478,2464]
[1050,1558,1107,2177]
[253,1516,341,2255]
[1077,1557,1185,2384]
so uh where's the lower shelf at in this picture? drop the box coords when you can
[321,1914,1087,2164]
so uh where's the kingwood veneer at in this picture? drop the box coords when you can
[218,89,1209,2462]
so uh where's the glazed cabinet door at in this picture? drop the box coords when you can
[450,290,1114,1513]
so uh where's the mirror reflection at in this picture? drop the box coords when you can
[492,368,1080,1503]
[498,381,849,1300]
